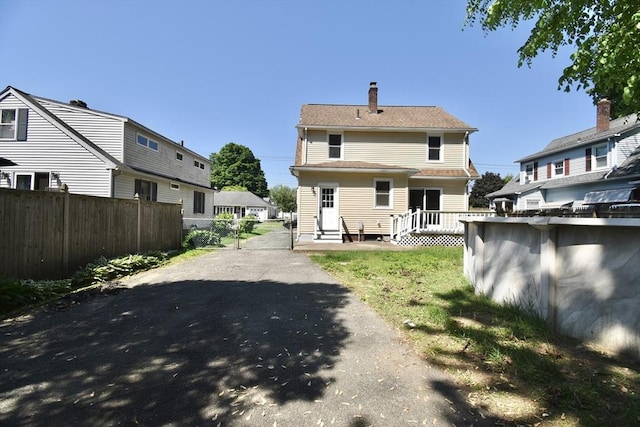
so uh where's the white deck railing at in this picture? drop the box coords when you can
[390,210,495,241]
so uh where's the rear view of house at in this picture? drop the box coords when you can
[290,82,481,244]
[0,86,213,219]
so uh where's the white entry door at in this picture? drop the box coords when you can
[320,185,339,230]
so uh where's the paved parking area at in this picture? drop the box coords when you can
[0,249,495,426]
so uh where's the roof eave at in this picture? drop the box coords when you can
[296,124,478,134]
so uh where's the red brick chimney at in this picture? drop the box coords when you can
[368,81,378,114]
[596,98,611,132]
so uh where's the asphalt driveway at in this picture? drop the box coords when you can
[0,249,494,426]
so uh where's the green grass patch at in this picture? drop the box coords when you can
[310,247,640,426]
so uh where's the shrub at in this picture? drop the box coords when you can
[182,229,221,249]
[239,214,257,234]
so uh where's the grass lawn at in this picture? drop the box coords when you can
[310,247,640,426]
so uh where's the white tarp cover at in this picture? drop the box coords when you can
[583,188,635,204]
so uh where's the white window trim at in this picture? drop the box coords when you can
[15,172,35,190]
[593,143,608,169]
[524,162,534,183]
[176,152,184,161]
[552,160,564,177]
[170,182,180,190]
[373,178,393,209]
[136,133,159,152]
[524,198,541,210]
[327,132,344,160]
[426,133,444,163]
[0,108,17,140]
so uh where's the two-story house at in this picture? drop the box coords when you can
[0,86,214,222]
[488,99,640,213]
[290,82,480,243]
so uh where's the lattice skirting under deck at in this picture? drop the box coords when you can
[395,233,464,247]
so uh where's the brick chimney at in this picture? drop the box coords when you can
[596,98,611,132]
[368,81,378,114]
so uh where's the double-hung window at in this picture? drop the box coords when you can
[427,135,442,161]
[374,179,392,208]
[553,160,564,176]
[193,191,205,214]
[328,134,342,159]
[0,108,28,140]
[594,144,608,168]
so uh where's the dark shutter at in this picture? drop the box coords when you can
[564,158,570,175]
[585,148,592,171]
[547,163,551,179]
[17,109,28,141]
[151,182,158,201]
[533,162,538,181]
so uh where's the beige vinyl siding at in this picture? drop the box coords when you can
[304,130,466,168]
[408,179,468,211]
[0,95,112,196]
[37,99,125,161]
[123,125,211,188]
[296,171,408,236]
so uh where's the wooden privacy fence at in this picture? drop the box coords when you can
[0,188,183,280]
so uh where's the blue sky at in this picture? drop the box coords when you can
[0,0,596,188]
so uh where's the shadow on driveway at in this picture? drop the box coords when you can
[0,250,499,426]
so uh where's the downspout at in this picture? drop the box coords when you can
[463,131,471,211]
[462,131,471,178]
[303,127,308,164]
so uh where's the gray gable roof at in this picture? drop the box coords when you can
[517,114,640,163]
[298,104,477,131]
[214,191,272,207]
[607,145,640,180]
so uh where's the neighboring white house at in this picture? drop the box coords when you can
[488,99,640,212]
[213,190,276,222]
[0,86,214,219]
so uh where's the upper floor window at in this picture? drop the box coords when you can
[374,178,393,208]
[0,108,28,140]
[176,152,184,161]
[594,144,608,169]
[194,160,205,169]
[427,135,442,161]
[170,182,180,190]
[328,134,342,159]
[553,160,564,176]
[524,162,534,182]
[137,133,159,151]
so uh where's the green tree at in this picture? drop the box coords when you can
[269,185,297,213]
[210,143,268,197]
[465,0,640,117]
[470,172,505,208]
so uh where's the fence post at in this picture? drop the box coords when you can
[289,211,294,250]
[135,193,141,253]
[62,186,70,277]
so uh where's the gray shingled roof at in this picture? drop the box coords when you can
[298,104,477,131]
[607,145,640,180]
[517,114,640,163]
[214,191,272,207]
